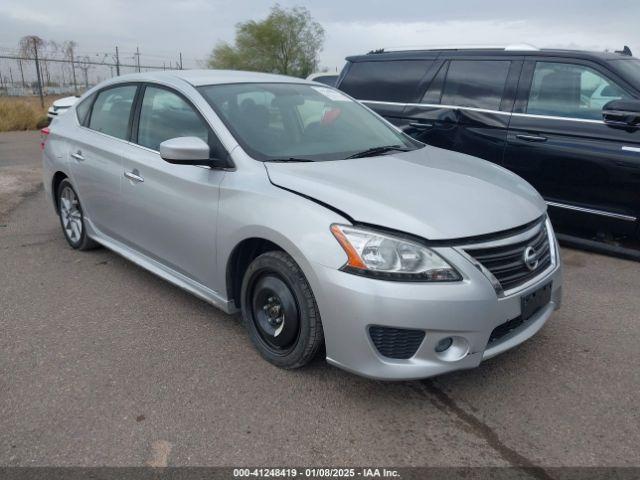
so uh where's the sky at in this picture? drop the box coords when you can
[1,0,639,74]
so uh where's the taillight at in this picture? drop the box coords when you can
[40,127,50,151]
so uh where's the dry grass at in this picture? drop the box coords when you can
[0,95,63,132]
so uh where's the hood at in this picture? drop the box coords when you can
[266,146,546,240]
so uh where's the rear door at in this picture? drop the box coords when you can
[504,58,640,237]
[403,56,522,164]
[119,84,227,287]
[69,83,139,240]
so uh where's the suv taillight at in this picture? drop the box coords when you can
[40,127,50,151]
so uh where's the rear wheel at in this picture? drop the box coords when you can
[241,251,323,369]
[57,179,98,250]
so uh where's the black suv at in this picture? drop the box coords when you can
[336,45,640,250]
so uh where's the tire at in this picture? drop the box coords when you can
[241,251,324,369]
[56,179,99,251]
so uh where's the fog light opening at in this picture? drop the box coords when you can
[435,336,470,362]
[435,337,453,353]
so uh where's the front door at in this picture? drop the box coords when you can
[503,59,640,238]
[119,84,227,288]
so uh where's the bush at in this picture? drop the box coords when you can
[0,99,39,132]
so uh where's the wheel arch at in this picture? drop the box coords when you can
[225,237,285,309]
[51,171,69,213]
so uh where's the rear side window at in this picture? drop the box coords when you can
[75,93,94,125]
[339,60,432,103]
[137,86,209,151]
[312,75,338,86]
[441,60,511,110]
[527,62,633,120]
[88,85,137,140]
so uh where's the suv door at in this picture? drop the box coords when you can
[504,59,640,238]
[69,83,139,240]
[119,84,228,288]
[403,57,522,164]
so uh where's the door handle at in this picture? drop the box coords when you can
[124,170,144,183]
[409,122,434,129]
[516,134,547,142]
[71,151,85,161]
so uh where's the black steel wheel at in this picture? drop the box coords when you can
[241,251,323,368]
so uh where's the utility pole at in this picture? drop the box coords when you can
[135,46,141,72]
[115,46,121,76]
[179,52,183,70]
[163,62,166,71]
[33,37,44,109]
[70,47,78,94]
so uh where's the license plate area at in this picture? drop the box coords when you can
[521,282,552,321]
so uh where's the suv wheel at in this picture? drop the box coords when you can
[241,251,324,369]
[57,179,98,250]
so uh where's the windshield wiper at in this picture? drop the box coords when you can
[346,145,411,159]
[264,157,315,163]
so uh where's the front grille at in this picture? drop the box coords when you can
[369,326,425,359]
[465,223,552,292]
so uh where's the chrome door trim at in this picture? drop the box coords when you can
[359,99,610,125]
[622,146,640,153]
[546,201,637,222]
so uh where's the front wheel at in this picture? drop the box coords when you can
[57,179,98,250]
[241,251,324,369]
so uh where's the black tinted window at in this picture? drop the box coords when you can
[312,75,338,86]
[137,86,209,151]
[89,85,137,139]
[340,60,432,102]
[75,94,94,125]
[441,60,510,110]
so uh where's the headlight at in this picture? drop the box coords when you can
[330,224,461,282]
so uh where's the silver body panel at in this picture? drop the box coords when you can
[43,70,562,380]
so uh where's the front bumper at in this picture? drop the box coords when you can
[312,239,562,381]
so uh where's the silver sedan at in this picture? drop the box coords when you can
[42,70,562,380]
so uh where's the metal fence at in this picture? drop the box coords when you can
[0,44,189,107]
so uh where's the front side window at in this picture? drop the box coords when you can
[199,83,420,161]
[527,62,632,119]
[88,85,137,140]
[137,86,209,151]
[441,60,511,110]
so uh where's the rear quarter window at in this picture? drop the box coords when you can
[339,60,433,103]
[75,93,95,125]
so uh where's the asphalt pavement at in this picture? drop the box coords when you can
[1,131,639,470]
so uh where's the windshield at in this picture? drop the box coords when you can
[198,83,421,161]
[608,59,640,90]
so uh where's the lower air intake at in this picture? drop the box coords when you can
[369,325,425,359]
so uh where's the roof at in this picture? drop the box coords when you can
[108,69,311,87]
[345,48,633,63]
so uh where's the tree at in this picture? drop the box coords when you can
[208,5,324,78]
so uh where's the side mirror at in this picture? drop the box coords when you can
[159,136,230,168]
[602,99,640,129]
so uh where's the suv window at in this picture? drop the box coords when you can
[88,85,137,139]
[527,62,632,120]
[441,60,511,110]
[137,86,209,151]
[340,60,433,103]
